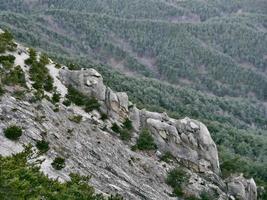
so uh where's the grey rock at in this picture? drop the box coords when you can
[226,174,257,200]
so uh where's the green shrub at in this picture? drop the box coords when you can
[43,75,54,92]
[84,98,100,112]
[36,140,49,153]
[100,112,108,120]
[4,125,22,140]
[119,129,131,141]
[0,85,5,96]
[166,167,189,197]
[111,123,120,133]
[4,66,26,87]
[0,55,15,68]
[123,118,133,130]
[55,63,61,69]
[136,129,157,150]
[69,115,83,123]
[52,92,61,103]
[0,31,16,53]
[111,123,132,141]
[62,99,71,107]
[39,53,49,65]
[68,63,79,70]
[51,157,65,170]
[67,86,100,112]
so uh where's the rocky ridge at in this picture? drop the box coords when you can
[0,33,257,200]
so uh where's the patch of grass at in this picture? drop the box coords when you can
[69,115,83,123]
[135,129,157,150]
[4,125,22,140]
[36,140,49,153]
[51,157,65,170]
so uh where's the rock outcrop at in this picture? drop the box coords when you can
[0,41,258,200]
[226,175,257,200]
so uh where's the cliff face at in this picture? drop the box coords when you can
[0,36,257,200]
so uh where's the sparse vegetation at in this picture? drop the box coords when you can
[4,125,22,140]
[160,151,175,163]
[51,157,65,170]
[68,115,83,123]
[135,129,157,150]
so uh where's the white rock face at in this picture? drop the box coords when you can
[226,175,257,200]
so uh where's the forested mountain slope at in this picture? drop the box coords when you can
[0,0,266,198]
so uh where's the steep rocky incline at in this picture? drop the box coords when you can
[0,35,257,200]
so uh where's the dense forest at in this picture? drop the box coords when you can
[0,0,266,198]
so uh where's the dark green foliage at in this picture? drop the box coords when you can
[52,92,60,103]
[0,85,4,96]
[84,98,100,112]
[39,53,50,65]
[4,125,22,140]
[166,167,189,197]
[26,49,54,95]
[119,129,131,141]
[111,123,132,141]
[0,149,121,199]
[0,30,16,53]
[69,115,83,123]
[136,129,157,150]
[55,63,61,69]
[111,123,120,133]
[62,99,71,107]
[51,157,65,170]
[122,118,133,130]
[68,63,79,70]
[36,140,49,153]
[3,65,26,87]
[67,85,100,112]
[0,55,15,68]
[100,112,108,120]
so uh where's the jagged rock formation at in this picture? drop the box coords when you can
[0,37,257,200]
